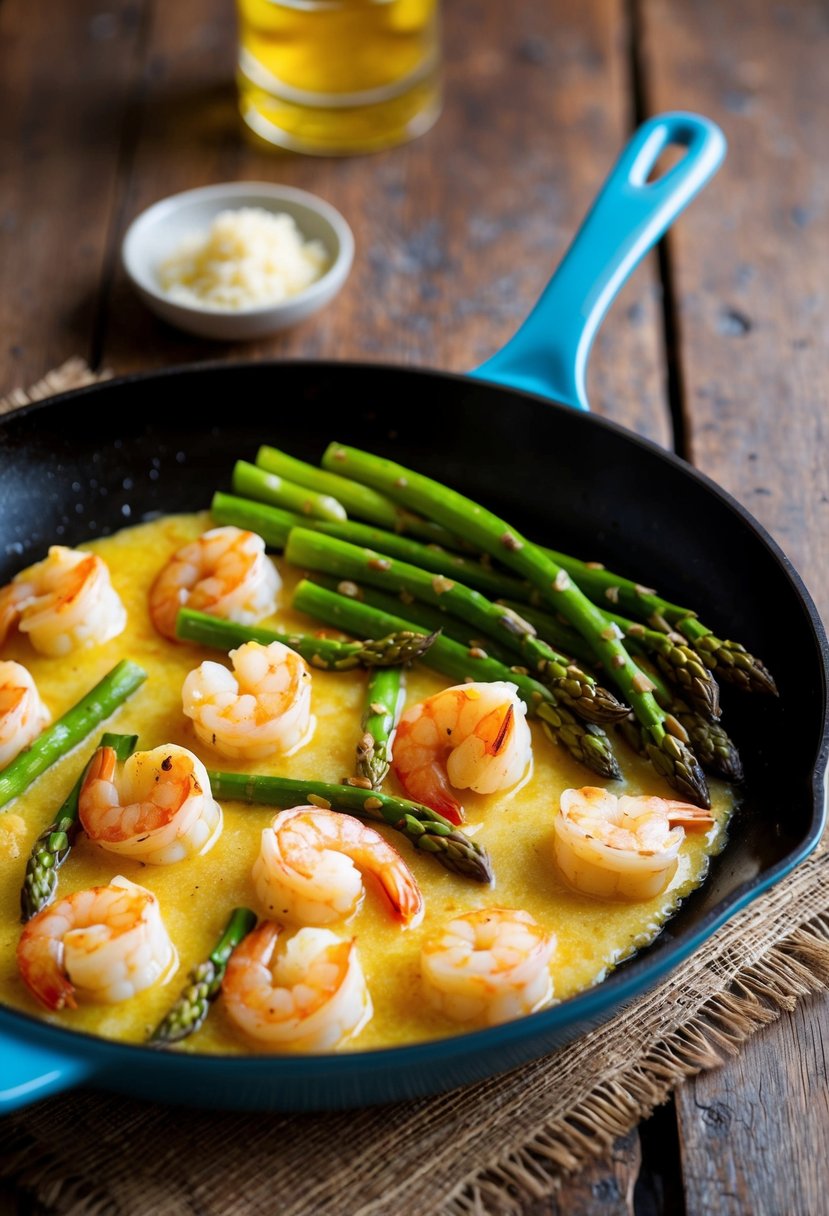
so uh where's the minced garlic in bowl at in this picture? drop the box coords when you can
[157,207,330,311]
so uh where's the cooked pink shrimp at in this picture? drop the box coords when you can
[392,681,532,825]
[222,922,371,1050]
[553,786,716,901]
[0,546,126,657]
[16,876,177,1011]
[149,525,279,641]
[0,661,50,767]
[79,743,223,865]
[182,640,313,761]
[420,908,556,1026]
[253,806,424,927]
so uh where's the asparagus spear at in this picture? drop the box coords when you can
[208,771,494,884]
[356,666,403,789]
[320,443,708,806]
[500,600,597,667]
[291,578,621,781]
[211,491,524,601]
[0,660,148,811]
[503,596,719,720]
[232,460,346,522]
[255,445,456,547]
[20,732,138,921]
[285,527,628,726]
[604,611,720,720]
[175,606,438,670]
[506,601,742,782]
[537,546,777,696]
[629,659,743,782]
[666,698,743,782]
[149,907,257,1046]
[311,573,516,665]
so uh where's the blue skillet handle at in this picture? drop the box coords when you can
[0,1020,93,1111]
[469,112,726,410]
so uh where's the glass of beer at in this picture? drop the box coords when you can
[236,0,442,156]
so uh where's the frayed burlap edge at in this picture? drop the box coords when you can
[448,913,829,1216]
[0,358,110,415]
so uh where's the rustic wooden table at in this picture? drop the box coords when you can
[2,0,827,1211]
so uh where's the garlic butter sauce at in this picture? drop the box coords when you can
[0,513,733,1053]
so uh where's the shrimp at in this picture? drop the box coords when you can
[79,743,223,865]
[222,922,371,1050]
[182,640,313,761]
[392,681,532,824]
[149,525,279,641]
[0,661,50,767]
[0,546,126,657]
[253,806,424,927]
[553,786,716,901]
[16,876,177,1011]
[420,908,556,1026]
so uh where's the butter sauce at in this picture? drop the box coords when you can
[0,513,733,1053]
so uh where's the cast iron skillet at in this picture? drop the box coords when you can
[0,115,826,1114]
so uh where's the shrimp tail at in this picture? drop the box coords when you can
[38,969,78,1013]
[18,933,77,1012]
[666,802,716,832]
[376,869,425,926]
[428,793,464,825]
[488,705,514,755]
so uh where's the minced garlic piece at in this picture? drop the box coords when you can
[158,207,329,310]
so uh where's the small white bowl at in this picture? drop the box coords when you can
[121,181,355,341]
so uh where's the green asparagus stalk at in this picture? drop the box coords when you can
[264,448,772,701]
[208,771,494,884]
[628,659,743,782]
[356,666,403,788]
[285,528,629,726]
[505,601,742,782]
[211,491,524,601]
[537,547,777,696]
[256,445,456,547]
[667,699,743,782]
[175,606,438,670]
[0,660,148,811]
[311,574,516,665]
[291,578,621,781]
[232,460,346,522]
[503,596,719,720]
[605,610,720,720]
[149,907,257,1046]
[20,732,138,921]
[320,443,708,806]
[500,601,597,667]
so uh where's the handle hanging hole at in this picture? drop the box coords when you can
[645,143,685,184]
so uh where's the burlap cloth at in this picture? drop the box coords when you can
[2,362,828,1215]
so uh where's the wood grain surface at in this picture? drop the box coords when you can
[0,0,826,1211]
[640,2,829,1212]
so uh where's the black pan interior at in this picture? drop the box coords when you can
[1,360,826,958]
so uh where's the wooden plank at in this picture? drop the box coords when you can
[639,0,829,616]
[641,1,829,1211]
[525,1132,640,1215]
[0,0,147,394]
[676,994,829,1216]
[98,0,671,445]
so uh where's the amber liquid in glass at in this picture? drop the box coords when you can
[236,0,441,155]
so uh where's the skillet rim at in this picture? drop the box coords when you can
[0,357,826,1087]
